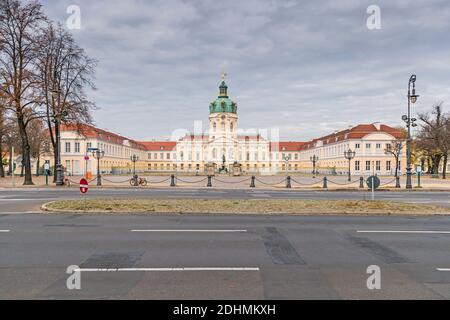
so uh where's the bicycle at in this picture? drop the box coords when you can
[130,176,148,187]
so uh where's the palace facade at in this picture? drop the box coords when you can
[43,78,407,176]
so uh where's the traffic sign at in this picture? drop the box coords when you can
[80,178,89,194]
[84,155,90,161]
[367,176,381,190]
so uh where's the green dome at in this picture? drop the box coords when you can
[209,81,238,114]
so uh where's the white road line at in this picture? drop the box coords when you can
[131,229,247,233]
[75,267,260,272]
[437,269,450,272]
[0,230,11,233]
[357,230,450,234]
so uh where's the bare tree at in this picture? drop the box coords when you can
[0,0,47,185]
[417,103,449,178]
[36,23,97,181]
[385,139,404,178]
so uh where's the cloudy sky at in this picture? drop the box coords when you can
[41,0,450,141]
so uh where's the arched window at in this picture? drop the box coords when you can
[221,122,225,131]
[212,148,217,159]
[213,122,217,132]
[230,122,234,132]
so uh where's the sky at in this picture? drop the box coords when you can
[41,0,450,142]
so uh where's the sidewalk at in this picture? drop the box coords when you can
[1,174,450,191]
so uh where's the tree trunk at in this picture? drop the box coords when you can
[395,157,399,178]
[8,147,13,175]
[443,154,448,180]
[17,116,34,185]
[36,154,40,177]
[0,149,4,178]
[52,123,60,183]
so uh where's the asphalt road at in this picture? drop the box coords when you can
[0,188,450,213]
[1,214,450,299]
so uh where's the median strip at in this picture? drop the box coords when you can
[41,199,450,215]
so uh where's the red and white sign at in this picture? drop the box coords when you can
[84,156,90,161]
[80,178,89,194]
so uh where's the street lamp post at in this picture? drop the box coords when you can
[283,155,291,177]
[51,89,69,186]
[403,75,419,189]
[310,155,319,178]
[130,154,139,186]
[344,149,356,182]
[92,149,105,186]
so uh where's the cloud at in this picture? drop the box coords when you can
[41,0,450,141]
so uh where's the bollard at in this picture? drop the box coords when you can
[286,176,292,189]
[396,176,401,188]
[250,176,256,188]
[359,177,364,189]
[207,176,212,187]
[170,175,176,187]
[323,177,328,189]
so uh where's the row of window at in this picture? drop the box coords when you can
[355,143,390,150]
[65,142,81,153]
[354,160,400,172]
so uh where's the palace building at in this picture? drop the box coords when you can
[43,77,407,176]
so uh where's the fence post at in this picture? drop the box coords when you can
[359,177,365,189]
[250,176,256,188]
[286,176,292,189]
[396,176,401,188]
[323,177,328,189]
[170,175,176,187]
[207,176,212,187]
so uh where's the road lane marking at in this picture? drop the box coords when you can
[357,230,450,234]
[131,229,247,233]
[0,230,11,233]
[75,267,260,272]
[437,269,450,272]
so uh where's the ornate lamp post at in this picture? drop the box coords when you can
[310,155,319,178]
[50,89,66,186]
[92,149,105,186]
[283,154,291,177]
[130,154,139,186]
[344,149,356,182]
[403,75,419,189]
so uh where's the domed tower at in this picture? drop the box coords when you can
[209,74,238,142]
